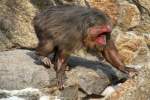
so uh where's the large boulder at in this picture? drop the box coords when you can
[115,31,149,65]
[0,49,51,90]
[139,0,150,12]
[85,0,119,25]
[130,0,150,48]
[117,1,141,30]
[108,60,150,100]
[0,49,127,99]
[0,0,38,51]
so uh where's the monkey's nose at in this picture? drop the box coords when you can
[101,25,112,33]
[106,25,112,32]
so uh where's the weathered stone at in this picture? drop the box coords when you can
[115,31,149,64]
[0,50,51,90]
[67,56,128,95]
[0,0,38,51]
[0,30,14,51]
[66,66,109,95]
[139,0,150,12]
[111,26,125,41]
[0,49,127,98]
[87,0,119,25]
[144,34,150,48]
[129,0,150,48]
[108,64,150,100]
[48,85,79,100]
[117,1,141,30]
[0,88,50,100]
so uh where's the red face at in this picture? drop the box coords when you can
[88,25,112,46]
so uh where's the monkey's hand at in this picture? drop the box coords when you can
[39,56,53,68]
[122,67,138,78]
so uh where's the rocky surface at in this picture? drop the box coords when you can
[0,0,150,100]
[108,63,150,100]
[0,49,128,99]
[86,0,119,25]
[0,49,51,90]
[117,1,141,30]
[115,31,149,64]
[0,0,38,51]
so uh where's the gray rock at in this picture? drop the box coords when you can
[67,56,128,95]
[0,49,50,90]
[0,49,127,98]
[0,88,49,100]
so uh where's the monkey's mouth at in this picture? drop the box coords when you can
[95,32,110,45]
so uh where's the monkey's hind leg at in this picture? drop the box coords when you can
[53,50,69,90]
[36,39,54,68]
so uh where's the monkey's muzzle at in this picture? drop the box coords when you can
[95,25,112,45]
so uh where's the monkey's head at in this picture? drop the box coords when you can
[83,9,112,50]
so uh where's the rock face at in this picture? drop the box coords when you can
[0,30,13,51]
[0,49,51,90]
[0,49,127,99]
[0,0,38,51]
[117,1,141,30]
[139,0,150,12]
[86,0,119,25]
[0,0,150,99]
[108,60,150,100]
[115,31,149,64]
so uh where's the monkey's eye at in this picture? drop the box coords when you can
[88,18,97,27]
[89,22,95,27]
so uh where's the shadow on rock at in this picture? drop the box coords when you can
[27,51,128,85]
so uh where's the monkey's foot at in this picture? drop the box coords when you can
[40,56,53,68]
[125,67,138,78]
[65,65,70,71]
[54,66,70,72]
[56,71,65,90]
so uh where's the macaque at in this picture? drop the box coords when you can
[33,5,137,89]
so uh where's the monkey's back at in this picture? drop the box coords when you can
[33,5,108,51]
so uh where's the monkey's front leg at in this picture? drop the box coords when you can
[101,40,138,76]
[36,40,54,68]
